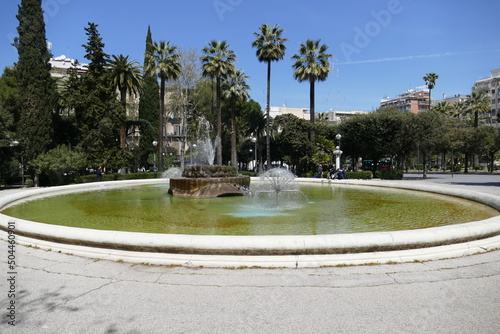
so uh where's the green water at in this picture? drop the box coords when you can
[2,184,497,235]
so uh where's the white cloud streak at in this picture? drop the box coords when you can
[337,50,500,65]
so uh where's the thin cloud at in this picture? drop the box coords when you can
[337,50,500,65]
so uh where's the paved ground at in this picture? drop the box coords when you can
[1,173,499,333]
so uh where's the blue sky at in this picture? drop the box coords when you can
[1,0,499,112]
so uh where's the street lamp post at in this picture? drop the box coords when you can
[334,134,342,169]
[152,140,158,178]
[251,137,257,173]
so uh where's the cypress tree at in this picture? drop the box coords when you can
[15,0,54,178]
[138,26,160,169]
[74,22,124,169]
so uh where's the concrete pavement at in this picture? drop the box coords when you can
[1,173,499,333]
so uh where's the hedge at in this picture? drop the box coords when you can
[345,171,372,180]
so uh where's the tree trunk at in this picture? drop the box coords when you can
[309,79,315,142]
[158,78,165,171]
[422,152,427,179]
[231,99,238,167]
[266,60,271,170]
[120,89,127,175]
[216,76,222,166]
[120,89,127,149]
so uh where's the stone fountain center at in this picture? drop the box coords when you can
[168,165,250,198]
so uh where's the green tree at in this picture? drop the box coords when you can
[31,144,86,185]
[145,40,181,171]
[15,0,55,185]
[237,99,265,171]
[291,39,332,142]
[201,40,236,165]
[466,91,490,128]
[252,24,288,169]
[423,73,438,110]
[433,101,454,116]
[138,26,160,170]
[73,22,124,169]
[222,69,250,167]
[273,114,314,175]
[108,54,142,150]
[0,67,20,184]
[478,126,500,172]
[414,111,445,178]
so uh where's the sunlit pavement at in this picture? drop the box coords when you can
[1,174,499,333]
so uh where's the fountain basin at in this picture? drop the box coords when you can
[1,178,500,258]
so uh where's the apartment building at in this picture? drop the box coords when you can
[270,106,368,122]
[379,87,430,114]
[472,68,500,126]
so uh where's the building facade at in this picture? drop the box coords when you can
[472,68,500,126]
[270,106,368,123]
[379,88,430,114]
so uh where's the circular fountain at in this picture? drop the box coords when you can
[1,170,500,267]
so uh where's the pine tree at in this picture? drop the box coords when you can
[138,26,160,169]
[15,0,54,180]
[73,22,124,169]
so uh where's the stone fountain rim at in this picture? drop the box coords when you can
[0,178,499,258]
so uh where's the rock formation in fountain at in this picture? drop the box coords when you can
[168,166,250,199]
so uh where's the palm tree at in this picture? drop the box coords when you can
[108,54,142,151]
[201,40,236,166]
[466,91,490,127]
[423,73,439,110]
[291,39,332,141]
[433,101,454,116]
[145,41,181,171]
[252,24,288,170]
[453,101,468,120]
[222,69,250,167]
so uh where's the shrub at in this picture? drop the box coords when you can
[379,170,403,180]
[124,172,155,180]
[346,171,372,180]
[473,165,484,171]
[76,172,158,183]
[239,171,257,177]
[449,165,462,172]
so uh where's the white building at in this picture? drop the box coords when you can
[270,106,368,123]
[49,55,88,79]
[472,68,500,126]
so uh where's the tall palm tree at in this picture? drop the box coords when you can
[201,40,236,166]
[252,24,288,170]
[466,91,490,127]
[423,73,439,110]
[145,41,181,171]
[222,69,250,167]
[108,54,142,151]
[291,39,332,141]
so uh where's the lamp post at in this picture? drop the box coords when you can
[251,137,257,173]
[152,140,158,178]
[334,134,342,169]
